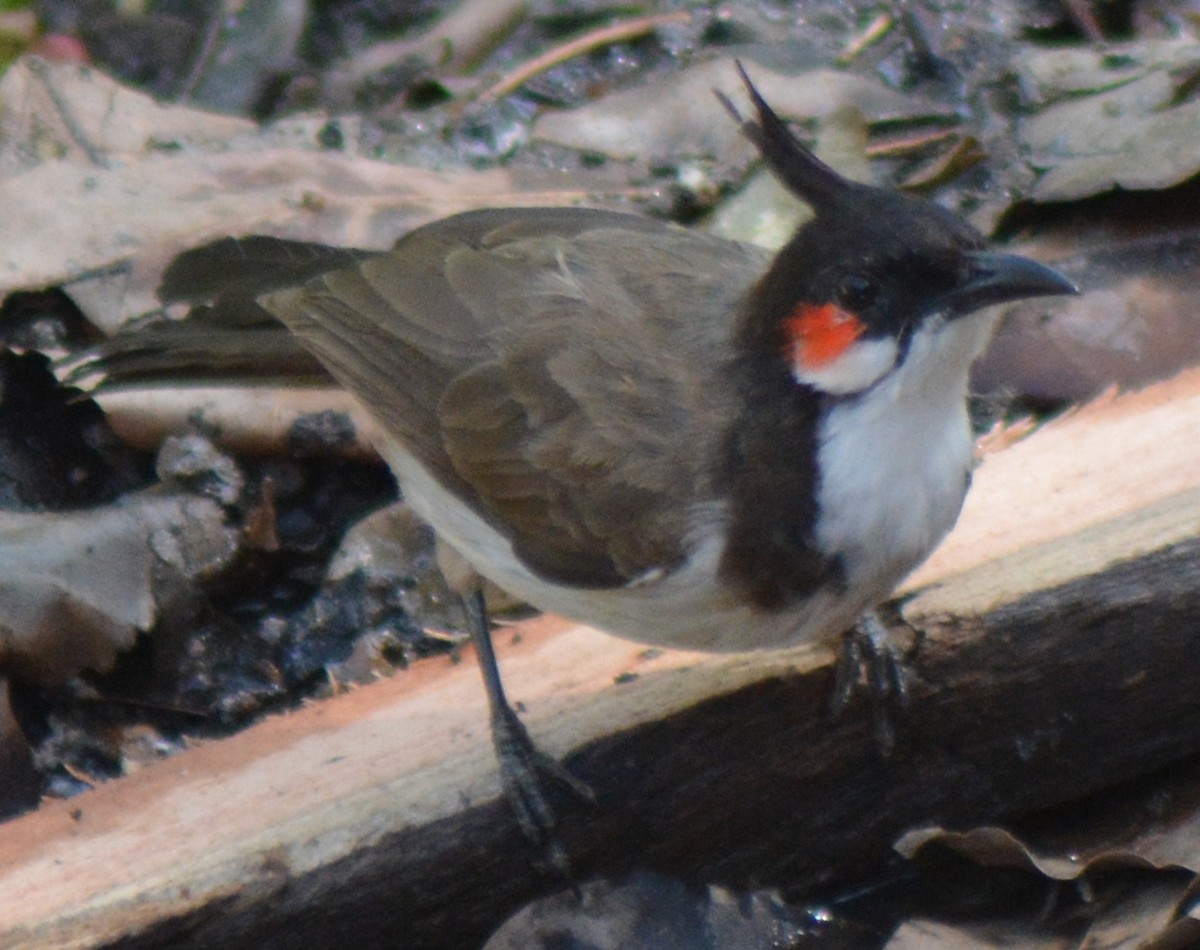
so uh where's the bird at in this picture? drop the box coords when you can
[75,63,1077,865]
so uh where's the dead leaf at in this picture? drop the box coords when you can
[897,826,1092,880]
[895,824,1183,881]
[974,233,1200,401]
[896,757,1200,903]
[0,54,254,169]
[1017,42,1200,201]
[0,486,236,684]
[1017,41,1200,108]
[532,56,958,161]
[0,58,595,334]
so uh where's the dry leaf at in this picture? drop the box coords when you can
[1017,42,1200,201]
[532,56,957,161]
[974,234,1200,401]
[0,57,591,333]
[897,825,1165,880]
[0,487,236,684]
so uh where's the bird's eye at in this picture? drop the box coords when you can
[837,274,876,312]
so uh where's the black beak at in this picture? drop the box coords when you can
[946,251,1078,315]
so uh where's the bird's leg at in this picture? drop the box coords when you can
[463,587,594,874]
[829,608,916,755]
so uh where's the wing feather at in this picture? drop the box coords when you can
[263,208,771,587]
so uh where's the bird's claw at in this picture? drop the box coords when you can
[830,610,916,755]
[490,704,595,877]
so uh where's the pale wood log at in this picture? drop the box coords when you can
[3,369,1200,949]
[94,386,383,458]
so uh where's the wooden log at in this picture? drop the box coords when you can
[3,368,1200,949]
[93,386,383,459]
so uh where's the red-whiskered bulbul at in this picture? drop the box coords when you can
[81,64,1078,865]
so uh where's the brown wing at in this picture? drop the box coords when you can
[262,207,770,587]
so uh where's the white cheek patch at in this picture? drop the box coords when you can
[790,334,899,395]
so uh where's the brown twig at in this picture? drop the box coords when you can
[25,56,108,168]
[176,0,227,102]
[898,135,986,191]
[475,11,693,104]
[864,128,958,158]
[1060,0,1105,42]
[836,12,895,65]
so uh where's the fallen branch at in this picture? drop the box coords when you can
[475,12,693,104]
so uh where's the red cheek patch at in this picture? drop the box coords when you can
[783,303,865,370]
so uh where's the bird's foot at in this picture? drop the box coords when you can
[490,703,595,877]
[829,609,918,755]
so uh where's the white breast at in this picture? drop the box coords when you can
[813,310,998,600]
